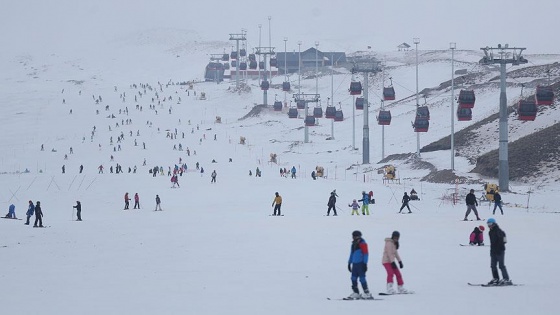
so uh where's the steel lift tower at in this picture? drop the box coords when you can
[293,93,320,143]
[255,46,276,106]
[229,32,247,89]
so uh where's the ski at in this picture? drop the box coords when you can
[327,297,382,301]
[269,215,285,216]
[379,291,415,296]
[460,244,487,247]
[461,219,485,222]
[468,282,523,287]
[32,226,50,228]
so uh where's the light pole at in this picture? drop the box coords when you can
[268,16,272,84]
[298,41,302,95]
[284,37,288,102]
[258,24,262,82]
[315,41,319,94]
[413,37,420,157]
[450,42,456,170]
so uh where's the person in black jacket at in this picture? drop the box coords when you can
[486,218,511,285]
[34,201,44,227]
[463,189,481,221]
[73,201,82,221]
[327,190,338,216]
[399,192,411,213]
[493,192,504,215]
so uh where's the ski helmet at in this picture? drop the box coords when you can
[352,230,362,237]
[487,218,496,225]
[391,231,400,238]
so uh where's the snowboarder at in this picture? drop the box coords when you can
[271,192,282,216]
[25,200,35,225]
[382,231,409,294]
[134,193,140,209]
[487,218,511,285]
[124,193,130,210]
[469,225,485,246]
[4,204,16,219]
[348,199,360,215]
[33,201,44,227]
[493,192,504,215]
[464,189,481,221]
[211,170,217,183]
[73,201,82,221]
[327,190,338,216]
[410,189,419,200]
[347,230,372,299]
[358,191,370,215]
[399,192,412,213]
[155,195,162,211]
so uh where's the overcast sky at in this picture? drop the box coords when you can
[2,0,558,55]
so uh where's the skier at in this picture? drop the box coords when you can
[73,201,82,221]
[493,192,504,215]
[79,165,83,173]
[358,191,370,215]
[211,170,217,183]
[124,193,130,210]
[348,199,360,215]
[4,204,16,219]
[469,225,485,246]
[155,195,162,211]
[33,201,44,227]
[171,175,180,188]
[25,200,35,225]
[326,190,338,216]
[464,189,482,221]
[134,193,140,209]
[271,192,282,216]
[291,166,296,179]
[311,170,316,180]
[399,192,412,213]
[382,231,409,294]
[347,230,372,299]
[487,218,512,285]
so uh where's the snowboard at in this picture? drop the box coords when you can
[460,244,487,247]
[1,217,22,220]
[327,297,382,301]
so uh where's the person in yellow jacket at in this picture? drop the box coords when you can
[272,192,282,216]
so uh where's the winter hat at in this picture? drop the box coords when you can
[352,230,362,237]
[479,225,485,231]
[392,231,400,238]
[487,218,496,225]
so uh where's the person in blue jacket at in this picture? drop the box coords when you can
[25,200,35,225]
[290,166,296,179]
[358,191,370,215]
[347,230,372,299]
[4,204,16,218]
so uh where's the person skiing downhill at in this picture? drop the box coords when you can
[469,225,485,245]
[493,192,504,215]
[382,231,410,294]
[25,200,35,225]
[327,190,338,216]
[464,189,481,221]
[73,201,82,221]
[399,192,412,213]
[347,230,372,299]
[155,195,162,211]
[487,218,512,286]
[271,192,282,216]
[33,201,44,227]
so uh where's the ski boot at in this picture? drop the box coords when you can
[499,279,512,286]
[487,278,499,286]
[346,292,361,300]
[397,285,410,294]
[361,290,373,299]
[386,283,396,294]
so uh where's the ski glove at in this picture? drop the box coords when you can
[348,263,352,272]
[391,262,398,269]
[399,261,403,269]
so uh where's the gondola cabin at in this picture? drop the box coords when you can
[260,80,270,91]
[249,60,257,69]
[224,63,230,70]
[355,97,364,110]
[313,106,323,118]
[239,62,247,70]
[349,82,362,95]
[239,48,247,57]
[282,81,291,92]
[288,108,298,118]
[378,110,392,125]
[417,106,430,120]
[517,100,537,121]
[305,115,316,126]
[270,58,278,67]
[383,87,396,101]
[413,117,429,132]
[325,105,336,118]
[273,101,283,111]
[231,60,237,67]
[535,86,554,105]
[222,54,229,61]
[248,54,256,61]
[296,100,306,109]
[334,109,344,121]
[456,106,472,121]
[230,51,238,59]
[457,90,476,108]
[259,61,265,69]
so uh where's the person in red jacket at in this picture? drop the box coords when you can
[469,226,485,245]
[124,193,130,210]
[347,230,372,299]
[134,193,140,209]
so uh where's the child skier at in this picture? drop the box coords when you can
[382,231,410,294]
[469,226,485,246]
[348,199,360,215]
[347,230,372,299]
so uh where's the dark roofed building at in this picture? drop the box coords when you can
[275,47,347,74]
